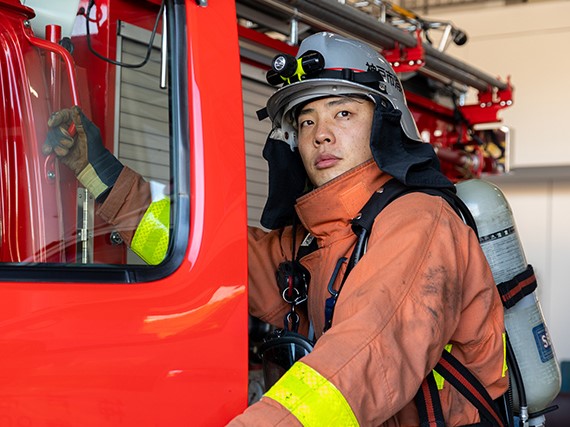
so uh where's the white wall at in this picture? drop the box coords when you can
[427,1,570,361]
[429,0,570,168]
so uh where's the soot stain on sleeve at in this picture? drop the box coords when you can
[421,265,461,322]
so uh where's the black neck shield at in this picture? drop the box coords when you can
[260,136,309,230]
[369,95,454,189]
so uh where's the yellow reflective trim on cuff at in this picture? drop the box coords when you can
[131,197,170,265]
[434,344,453,390]
[264,361,359,426]
[502,332,508,378]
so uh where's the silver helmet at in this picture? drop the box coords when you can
[265,32,421,149]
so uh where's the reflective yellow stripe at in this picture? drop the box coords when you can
[434,344,453,390]
[265,362,359,426]
[131,197,170,265]
[502,333,508,378]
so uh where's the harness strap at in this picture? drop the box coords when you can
[297,233,319,259]
[351,180,476,237]
[420,188,479,237]
[323,181,413,332]
[351,179,413,234]
[415,371,445,427]
[416,350,507,427]
[496,264,537,309]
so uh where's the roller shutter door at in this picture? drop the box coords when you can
[115,23,169,186]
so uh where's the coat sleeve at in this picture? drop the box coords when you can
[231,193,507,426]
[97,167,152,245]
[247,226,308,329]
[97,167,170,265]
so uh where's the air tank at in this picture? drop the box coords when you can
[456,179,561,418]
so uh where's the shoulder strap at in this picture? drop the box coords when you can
[420,187,479,237]
[351,179,414,235]
[325,179,477,330]
[351,179,478,238]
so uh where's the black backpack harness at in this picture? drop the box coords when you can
[333,179,508,427]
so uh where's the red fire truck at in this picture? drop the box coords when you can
[0,0,514,425]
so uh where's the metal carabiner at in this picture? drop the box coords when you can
[284,309,301,333]
[327,257,347,298]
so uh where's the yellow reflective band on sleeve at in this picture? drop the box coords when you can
[434,344,453,390]
[131,197,170,265]
[502,333,508,378]
[265,361,359,426]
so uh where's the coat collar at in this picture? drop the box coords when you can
[295,160,390,245]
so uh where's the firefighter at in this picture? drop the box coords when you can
[44,32,508,426]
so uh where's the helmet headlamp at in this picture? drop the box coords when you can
[266,51,325,86]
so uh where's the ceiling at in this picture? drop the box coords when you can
[236,0,510,94]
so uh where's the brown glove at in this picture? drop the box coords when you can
[43,106,123,201]
[43,106,89,175]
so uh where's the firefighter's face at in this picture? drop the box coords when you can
[296,96,374,187]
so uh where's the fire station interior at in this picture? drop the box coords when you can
[1,0,569,423]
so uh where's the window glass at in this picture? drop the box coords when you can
[0,1,184,278]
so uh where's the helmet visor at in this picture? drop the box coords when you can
[267,78,382,126]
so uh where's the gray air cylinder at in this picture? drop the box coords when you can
[456,179,561,417]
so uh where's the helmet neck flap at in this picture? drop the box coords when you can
[369,95,453,189]
[259,33,453,230]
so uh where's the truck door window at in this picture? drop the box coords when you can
[0,1,189,282]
